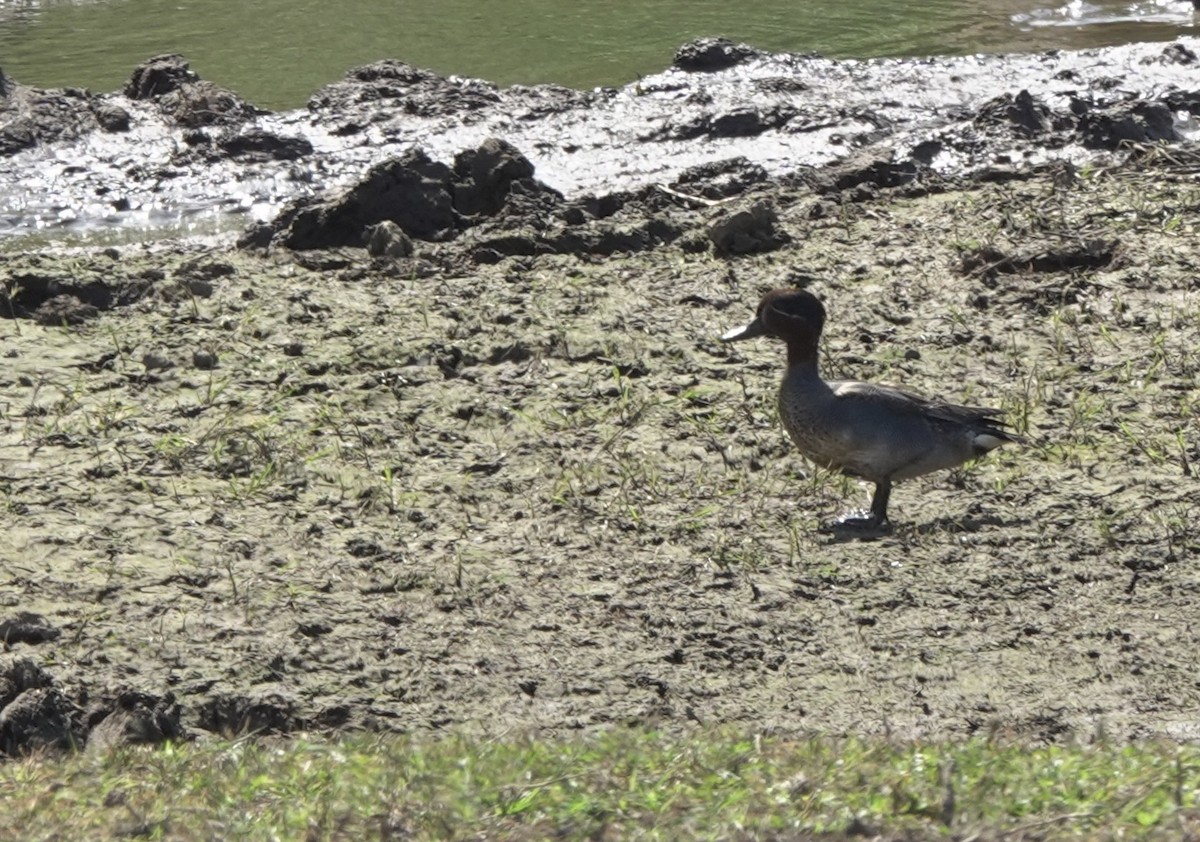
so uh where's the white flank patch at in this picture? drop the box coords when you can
[974,433,1007,451]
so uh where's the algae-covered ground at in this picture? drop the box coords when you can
[2,150,1200,746]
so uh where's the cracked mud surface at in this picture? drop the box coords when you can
[3,147,1200,747]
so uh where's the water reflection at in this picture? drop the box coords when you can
[0,0,117,14]
[1015,0,1198,28]
[0,0,1197,108]
[0,0,122,35]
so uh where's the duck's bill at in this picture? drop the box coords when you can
[721,317,765,342]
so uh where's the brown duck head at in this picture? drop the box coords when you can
[722,288,826,365]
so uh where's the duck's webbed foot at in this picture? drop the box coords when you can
[819,509,891,536]
[818,480,893,536]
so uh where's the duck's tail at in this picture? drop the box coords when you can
[972,420,1026,455]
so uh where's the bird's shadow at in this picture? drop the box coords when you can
[818,512,1027,544]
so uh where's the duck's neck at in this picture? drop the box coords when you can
[785,341,820,377]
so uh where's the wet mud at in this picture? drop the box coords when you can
[3,38,1200,238]
[2,41,1200,754]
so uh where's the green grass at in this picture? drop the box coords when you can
[4,731,1200,840]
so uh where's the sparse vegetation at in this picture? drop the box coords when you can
[5,731,1200,841]
[2,152,1200,837]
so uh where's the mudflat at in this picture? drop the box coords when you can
[1,41,1199,752]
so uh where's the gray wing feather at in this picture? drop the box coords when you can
[830,380,1020,434]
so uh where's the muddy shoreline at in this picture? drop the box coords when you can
[2,37,1200,240]
[2,41,1200,754]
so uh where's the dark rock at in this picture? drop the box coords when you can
[674,38,764,73]
[670,157,770,200]
[124,54,262,128]
[260,139,559,251]
[93,102,131,132]
[563,192,631,223]
[365,220,414,257]
[0,124,34,156]
[652,106,796,141]
[976,90,1054,137]
[308,59,501,120]
[575,218,684,255]
[196,692,299,736]
[178,259,236,282]
[159,80,262,128]
[180,277,214,298]
[237,221,275,251]
[452,138,535,217]
[0,687,86,756]
[124,54,199,100]
[496,178,565,221]
[175,125,312,165]
[278,148,458,249]
[800,150,921,195]
[710,107,795,138]
[0,80,101,155]
[0,656,56,709]
[470,247,508,265]
[1163,90,1200,114]
[3,269,154,321]
[1147,42,1197,65]
[217,129,313,162]
[468,210,683,260]
[0,612,61,645]
[909,139,943,166]
[708,199,790,256]
[142,352,174,372]
[35,294,100,325]
[192,349,219,370]
[87,691,185,752]
[1078,101,1181,149]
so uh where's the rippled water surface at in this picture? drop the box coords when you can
[0,0,1197,108]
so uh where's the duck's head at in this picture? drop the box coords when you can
[721,288,826,351]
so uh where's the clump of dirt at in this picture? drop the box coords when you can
[0,82,124,155]
[673,37,765,72]
[248,138,550,250]
[123,53,264,127]
[3,140,1200,752]
[0,54,261,158]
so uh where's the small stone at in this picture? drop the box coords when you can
[904,349,921,361]
[365,220,414,258]
[182,278,214,298]
[93,103,131,132]
[142,352,174,372]
[35,295,98,326]
[192,349,219,370]
[708,199,790,256]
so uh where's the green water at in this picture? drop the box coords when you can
[0,0,1196,109]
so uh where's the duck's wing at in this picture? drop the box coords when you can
[830,380,1021,436]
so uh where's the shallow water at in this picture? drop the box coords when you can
[0,0,1198,108]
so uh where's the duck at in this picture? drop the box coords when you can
[722,288,1022,528]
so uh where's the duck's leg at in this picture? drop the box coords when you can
[822,479,892,534]
[868,480,891,527]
